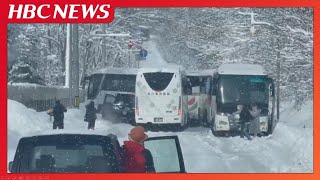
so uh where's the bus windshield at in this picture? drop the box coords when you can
[143,72,174,91]
[101,74,136,93]
[217,75,269,105]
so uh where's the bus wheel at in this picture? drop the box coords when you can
[212,130,223,137]
[180,124,187,131]
[224,132,231,137]
[128,118,136,126]
[175,122,187,132]
[101,110,106,120]
[211,123,221,137]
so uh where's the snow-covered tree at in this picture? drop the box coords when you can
[8,61,45,85]
[7,8,313,109]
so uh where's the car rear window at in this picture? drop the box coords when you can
[15,135,120,173]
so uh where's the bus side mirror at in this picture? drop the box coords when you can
[269,84,275,97]
[267,78,275,97]
[9,161,13,172]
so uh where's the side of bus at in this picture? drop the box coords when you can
[86,68,138,123]
[185,75,212,127]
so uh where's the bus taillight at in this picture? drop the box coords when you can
[135,97,139,115]
[178,96,182,116]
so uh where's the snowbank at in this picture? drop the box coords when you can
[7,99,313,173]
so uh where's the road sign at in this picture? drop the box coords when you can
[139,49,148,59]
[128,40,133,49]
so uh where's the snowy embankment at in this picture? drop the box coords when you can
[8,99,313,173]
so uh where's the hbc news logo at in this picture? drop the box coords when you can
[7,2,114,23]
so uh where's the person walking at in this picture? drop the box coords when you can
[85,101,98,130]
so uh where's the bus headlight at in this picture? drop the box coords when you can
[215,114,230,131]
[259,116,269,132]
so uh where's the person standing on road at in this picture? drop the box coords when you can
[249,103,262,138]
[239,104,254,140]
[51,100,67,129]
[120,126,155,173]
[85,101,98,130]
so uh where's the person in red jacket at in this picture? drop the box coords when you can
[120,126,155,173]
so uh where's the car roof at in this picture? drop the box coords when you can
[19,133,116,143]
[90,67,139,76]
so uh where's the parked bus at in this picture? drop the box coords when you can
[86,67,138,123]
[185,70,214,126]
[135,67,188,130]
[209,64,279,136]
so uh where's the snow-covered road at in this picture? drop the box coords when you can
[138,36,168,68]
[7,99,313,173]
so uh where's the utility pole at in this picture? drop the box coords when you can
[66,24,73,107]
[102,24,107,67]
[73,24,80,108]
[276,39,280,121]
[128,37,133,67]
[65,24,71,88]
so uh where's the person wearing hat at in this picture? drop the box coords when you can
[52,100,67,129]
[120,126,155,173]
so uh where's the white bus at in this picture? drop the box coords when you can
[209,64,279,136]
[135,67,188,130]
[185,70,215,126]
[86,67,138,121]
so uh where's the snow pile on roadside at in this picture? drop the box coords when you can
[7,99,313,173]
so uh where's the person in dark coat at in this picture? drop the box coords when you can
[120,126,155,173]
[52,100,67,129]
[239,104,254,140]
[249,103,262,137]
[85,101,98,130]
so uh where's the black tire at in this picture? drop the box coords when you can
[138,123,150,132]
[224,131,231,137]
[128,118,136,126]
[264,122,272,136]
[211,122,220,136]
[212,130,223,137]
[101,109,106,120]
[178,123,187,132]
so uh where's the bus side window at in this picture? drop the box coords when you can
[200,79,206,94]
[182,78,192,95]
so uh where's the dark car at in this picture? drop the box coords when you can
[9,134,185,173]
[101,93,136,125]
